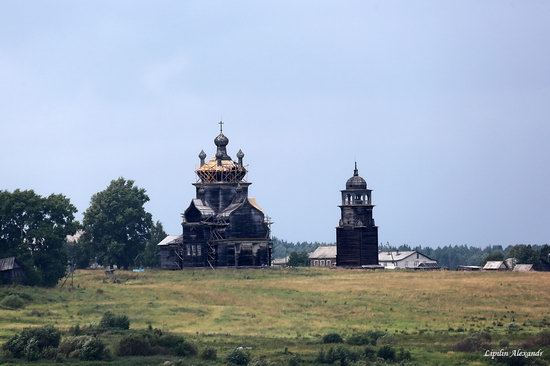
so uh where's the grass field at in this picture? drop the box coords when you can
[1,268,549,365]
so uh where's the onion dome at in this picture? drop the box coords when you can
[236,149,244,160]
[346,162,367,189]
[214,132,229,148]
[199,150,206,160]
[195,123,247,183]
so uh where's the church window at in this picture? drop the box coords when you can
[192,245,197,256]
[186,245,191,256]
[197,245,202,256]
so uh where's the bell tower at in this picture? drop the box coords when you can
[336,163,379,266]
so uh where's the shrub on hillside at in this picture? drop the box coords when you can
[227,348,251,366]
[453,331,492,352]
[201,346,217,360]
[347,330,386,346]
[3,325,61,360]
[116,334,152,356]
[317,346,359,365]
[377,345,396,361]
[58,335,108,360]
[0,294,26,309]
[175,339,198,357]
[99,311,130,330]
[521,330,550,348]
[322,332,343,344]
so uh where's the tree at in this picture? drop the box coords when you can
[0,189,77,286]
[140,221,167,267]
[288,251,310,266]
[81,178,154,269]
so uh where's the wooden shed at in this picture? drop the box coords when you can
[0,257,26,284]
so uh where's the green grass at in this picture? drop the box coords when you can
[1,268,549,365]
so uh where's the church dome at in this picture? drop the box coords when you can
[214,132,229,147]
[346,163,367,189]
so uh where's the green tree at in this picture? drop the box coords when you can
[0,190,77,286]
[140,221,167,267]
[81,178,154,269]
[288,251,310,266]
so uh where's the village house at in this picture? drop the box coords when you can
[378,251,439,269]
[309,246,337,267]
[513,264,534,272]
[0,257,25,284]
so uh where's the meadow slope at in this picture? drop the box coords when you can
[1,268,549,365]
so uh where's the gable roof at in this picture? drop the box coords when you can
[0,257,20,272]
[157,235,183,246]
[309,246,337,259]
[483,261,508,270]
[513,264,534,272]
[191,199,215,217]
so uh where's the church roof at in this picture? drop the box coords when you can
[191,199,216,217]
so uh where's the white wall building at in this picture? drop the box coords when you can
[378,251,438,269]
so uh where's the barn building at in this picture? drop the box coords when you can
[158,124,272,269]
[336,163,379,267]
[0,257,25,284]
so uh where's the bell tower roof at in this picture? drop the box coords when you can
[346,162,367,189]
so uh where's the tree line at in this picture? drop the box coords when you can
[1,178,165,286]
[2,179,549,286]
[272,240,550,269]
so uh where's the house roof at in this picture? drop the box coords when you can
[416,262,440,268]
[513,264,534,272]
[378,251,415,262]
[0,257,19,271]
[483,261,507,270]
[157,235,183,246]
[309,246,337,259]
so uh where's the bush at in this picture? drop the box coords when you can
[174,339,198,357]
[116,334,152,356]
[227,348,251,365]
[397,347,412,361]
[4,325,61,360]
[201,346,217,360]
[99,311,130,330]
[347,330,386,346]
[377,345,396,361]
[322,332,343,344]
[317,346,359,365]
[0,294,26,309]
[58,335,107,360]
[521,330,550,348]
[288,355,301,366]
[363,345,376,360]
[453,331,492,352]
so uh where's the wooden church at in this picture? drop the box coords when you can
[158,123,272,269]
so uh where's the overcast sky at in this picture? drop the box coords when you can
[1,1,549,247]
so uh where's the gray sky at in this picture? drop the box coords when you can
[1,1,549,247]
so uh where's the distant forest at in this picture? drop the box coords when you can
[272,238,550,269]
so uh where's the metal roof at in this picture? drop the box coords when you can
[0,257,17,272]
[483,261,507,270]
[378,251,416,262]
[309,246,337,259]
[191,199,215,217]
[157,235,183,246]
[513,264,534,272]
